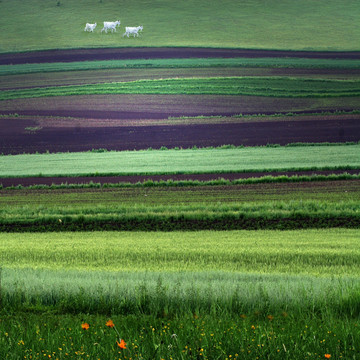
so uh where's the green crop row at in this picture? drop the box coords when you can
[2,181,358,215]
[2,57,360,76]
[1,77,360,100]
[2,173,359,190]
[2,199,359,216]
[1,144,359,178]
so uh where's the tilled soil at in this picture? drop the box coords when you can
[1,47,360,65]
[1,170,359,187]
[1,117,359,155]
[1,47,359,174]
[1,94,359,119]
[2,68,360,91]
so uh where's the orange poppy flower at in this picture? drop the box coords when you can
[325,355,331,359]
[106,320,115,328]
[81,323,89,330]
[117,339,127,349]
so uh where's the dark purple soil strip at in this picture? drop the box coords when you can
[1,48,359,65]
[1,118,359,155]
[1,170,359,187]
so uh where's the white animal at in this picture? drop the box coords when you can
[101,20,121,33]
[84,23,97,32]
[123,25,143,37]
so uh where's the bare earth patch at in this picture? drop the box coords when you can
[1,95,359,119]
[2,68,359,91]
[1,171,359,188]
[1,48,359,65]
[0,115,359,154]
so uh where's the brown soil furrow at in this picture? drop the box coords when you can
[1,171,359,188]
[1,48,360,65]
[0,118,359,155]
[2,68,359,91]
[1,95,359,120]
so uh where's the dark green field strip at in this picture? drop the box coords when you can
[1,57,360,77]
[1,182,359,230]
[1,211,359,232]
[1,77,360,101]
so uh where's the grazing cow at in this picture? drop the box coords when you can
[123,25,143,37]
[101,20,121,33]
[84,23,97,32]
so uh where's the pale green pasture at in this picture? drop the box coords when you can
[1,145,359,177]
[0,0,359,52]
[1,229,359,275]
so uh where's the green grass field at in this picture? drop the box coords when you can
[1,229,359,275]
[0,229,359,358]
[1,144,359,177]
[1,313,357,360]
[0,0,359,52]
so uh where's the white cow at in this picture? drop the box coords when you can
[101,20,121,33]
[123,25,143,37]
[84,23,97,32]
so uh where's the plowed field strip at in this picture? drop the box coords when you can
[5,113,360,127]
[1,171,359,188]
[1,180,359,206]
[1,118,359,155]
[1,95,359,119]
[2,68,359,91]
[1,48,359,65]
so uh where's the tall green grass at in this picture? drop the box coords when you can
[1,145,359,177]
[1,226,359,358]
[0,0,359,52]
[1,77,359,100]
[0,313,358,359]
[1,229,360,317]
[1,229,359,275]
[3,268,360,317]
